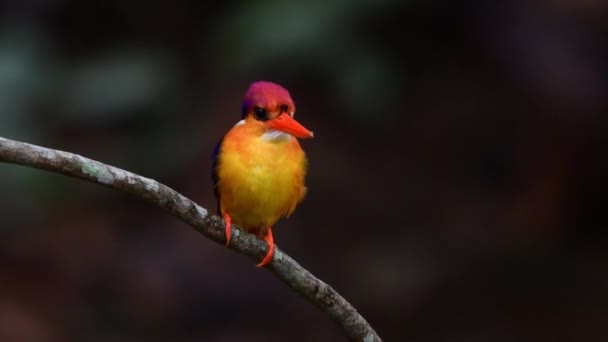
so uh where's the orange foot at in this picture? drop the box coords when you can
[223,212,232,246]
[255,227,275,268]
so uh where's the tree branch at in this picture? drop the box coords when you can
[0,136,382,342]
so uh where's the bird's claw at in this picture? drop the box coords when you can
[255,227,275,267]
[223,212,232,246]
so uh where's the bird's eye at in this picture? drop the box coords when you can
[253,107,269,121]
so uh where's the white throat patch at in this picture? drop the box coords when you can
[262,129,292,142]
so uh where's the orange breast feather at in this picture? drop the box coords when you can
[216,122,307,233]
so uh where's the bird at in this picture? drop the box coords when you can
[212,81,314,267]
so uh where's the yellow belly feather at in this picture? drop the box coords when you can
[217,125,307,233]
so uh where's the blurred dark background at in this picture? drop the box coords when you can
[0,0,607,341]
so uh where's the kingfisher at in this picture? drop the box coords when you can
[212,81,314,267]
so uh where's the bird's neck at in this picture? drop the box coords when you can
[236,119,293,144]
[261,129,292,143]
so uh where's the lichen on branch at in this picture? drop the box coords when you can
[0,136,382,342]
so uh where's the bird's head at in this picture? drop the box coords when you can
[241,81,314,139]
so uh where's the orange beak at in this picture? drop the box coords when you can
[267,113,314,139]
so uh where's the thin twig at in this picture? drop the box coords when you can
[0,136,382,342]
